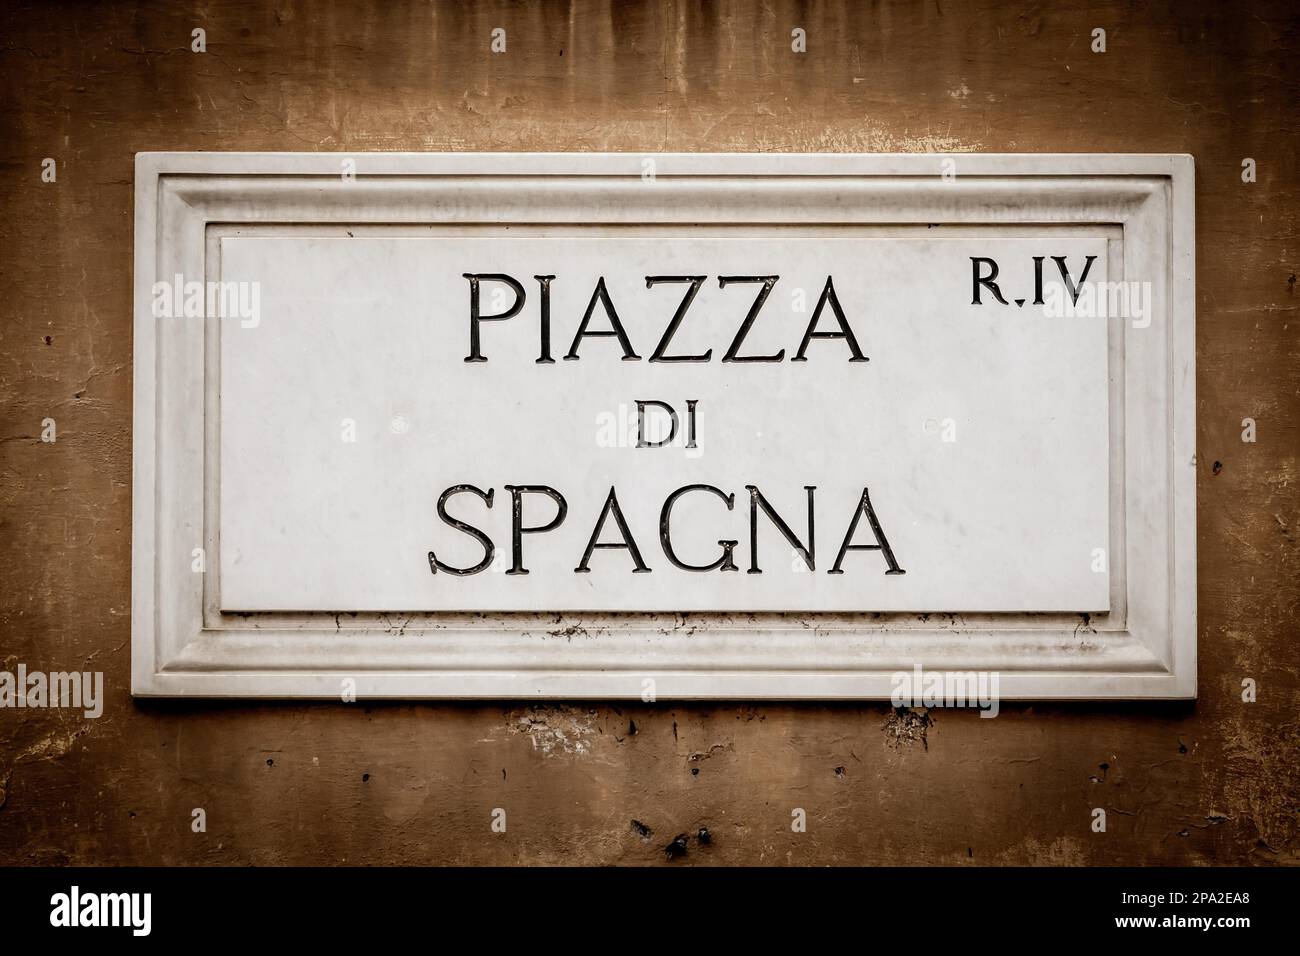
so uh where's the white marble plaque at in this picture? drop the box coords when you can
[217,235,1110,613]
[132,153,1196,699]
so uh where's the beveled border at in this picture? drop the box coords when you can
[131,153,1195,700]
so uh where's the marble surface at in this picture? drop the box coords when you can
[217,234,1111,612]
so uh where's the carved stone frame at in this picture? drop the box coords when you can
[132,152,1195,699]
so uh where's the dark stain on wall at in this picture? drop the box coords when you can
[1,0,1297,865]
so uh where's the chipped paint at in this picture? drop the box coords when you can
[506,705,601,757]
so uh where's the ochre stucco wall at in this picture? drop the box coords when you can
[1,0,1296,865]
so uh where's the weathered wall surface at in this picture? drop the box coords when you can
[1,0,1296,865]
